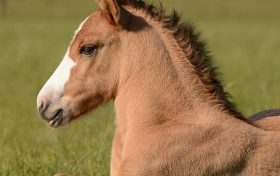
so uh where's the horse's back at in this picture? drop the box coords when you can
[54,173,71,176]
[249,109,280,131]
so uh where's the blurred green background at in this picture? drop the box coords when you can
[0,0,279,175]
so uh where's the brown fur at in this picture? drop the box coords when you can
[249,109,280,131]
[252,116,280,131]
[45,0,280,175]
[53,173,70,176]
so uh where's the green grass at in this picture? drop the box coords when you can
[0,0,279,175]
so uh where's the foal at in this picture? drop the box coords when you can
[37,0,280,175]
[249,109,280,131]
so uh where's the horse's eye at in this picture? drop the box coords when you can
[79,44,97,56]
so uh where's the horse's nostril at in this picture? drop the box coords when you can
[39,102,44,112]
[38,101,49,118]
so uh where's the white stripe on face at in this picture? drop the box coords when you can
[37,17,89,107]
[74,17,89,37]
[37,50,75,106]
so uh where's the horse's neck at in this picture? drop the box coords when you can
[114,43,231,136]
[114,12,237,134]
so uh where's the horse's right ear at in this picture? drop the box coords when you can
[97,0,121,26]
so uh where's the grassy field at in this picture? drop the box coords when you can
[0,0,279,175]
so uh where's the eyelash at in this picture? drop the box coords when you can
[79,44,98,56]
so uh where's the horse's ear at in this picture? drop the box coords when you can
[97,0,121,25]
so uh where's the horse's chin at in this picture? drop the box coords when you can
[45,97,76,128]
[44,95,103,128]
[46,107,73,128]
[48,114,71,128]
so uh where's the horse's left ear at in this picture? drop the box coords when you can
[97,0,121,25]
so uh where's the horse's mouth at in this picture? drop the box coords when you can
[48,109,64,128]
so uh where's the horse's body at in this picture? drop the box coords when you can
[249,109,280,131]
[37,0,280,175]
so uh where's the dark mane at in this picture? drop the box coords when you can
[119,0,246,120]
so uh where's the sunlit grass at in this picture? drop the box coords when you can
[0,0,279,175]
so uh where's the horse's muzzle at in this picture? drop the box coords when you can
[37,99,66,128]
[38,101,49,120]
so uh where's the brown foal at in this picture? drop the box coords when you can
[37,0,280,175]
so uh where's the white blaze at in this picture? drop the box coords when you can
[37,50,75,106]
[37,17,89,107]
